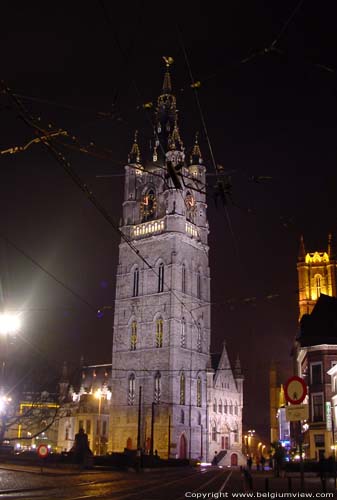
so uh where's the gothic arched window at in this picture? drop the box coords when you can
[213,398,217,412]
[181,318,186,348]
[182,264,186,294]
[316,274,322,298]
[224,400,228,414]
[154,372,161,403]
[133,267,139,297]
[197,323,202,353]
[128,374,135,405]
[130,321,137,351]
[158,263,164,293]
[197,270,201,299]
[180,372,185,405]
[229,401,233,414]
[219,399,223,413]
[198,412,201,426]
[156,318,163,348]
[234,402,238,415]
[197,376,202,407]
[180,409,185,424]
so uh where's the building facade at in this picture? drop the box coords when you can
[294,236,337,459]
[108,62,243,463]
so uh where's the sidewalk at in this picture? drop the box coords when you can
[245,469,336,493]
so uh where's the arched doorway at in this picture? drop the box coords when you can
[126,437,132,450]
[231,453,238,466]
[179,434,187,459]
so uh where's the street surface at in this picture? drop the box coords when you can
[0,464,336,499]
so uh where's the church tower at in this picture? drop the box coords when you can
[109,60,210,459]
[297,234,337,320]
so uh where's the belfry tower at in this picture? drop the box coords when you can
[297,234,337,320]
[109,60,210,459]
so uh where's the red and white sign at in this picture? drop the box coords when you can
[37,444,49,458]
[284,376,307,405]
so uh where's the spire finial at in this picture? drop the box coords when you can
[162,56,174,93]
[128,130,141,164]
[298,234,306,262]
[190,131,203,165]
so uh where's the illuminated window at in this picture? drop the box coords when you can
[181,318,186,348]
[233,430,239,442]
[156,318,163,348]
[213,398,217,412]
[219,400,223,413]
[65,427,70,440]
[79,420,84,431]
[182,264,186,293]
[180,372,185,405]
[197,377,202,407]
[86,420,91,434]
[130,321,137,350]
[158,263,164,293]
[133,267,139,297]
[128,374,135,405]
[154,372,161,403]
[197,271,201,299]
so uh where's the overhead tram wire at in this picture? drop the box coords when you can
[3,84,204,334]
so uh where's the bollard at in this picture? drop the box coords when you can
[265,477,269,491]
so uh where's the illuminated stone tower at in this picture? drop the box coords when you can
[109,61,211,459]
[297,234,337,320]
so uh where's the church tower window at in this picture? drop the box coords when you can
[154,372,161,403]
[219,400,223,413]
[197,271,201,299]
[128,374,135,405]
[197,376,202,407]
[133,267,139,297]
[213,398,217,412]
[130,321,137,351]
[180,372,185,405]
[181,318,186,348]
[224,400,228,413]
[182,264,186,294]
[158,263,164,293]
[197,324,202,353]
[155,318,163,348]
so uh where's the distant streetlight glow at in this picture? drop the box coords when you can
[0,313,21,335]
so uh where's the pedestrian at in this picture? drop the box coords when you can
[212,451,218,466]
[247,456,253,471]
[260,455,266,471]
[243,467,253,491]
[319,456,327,492]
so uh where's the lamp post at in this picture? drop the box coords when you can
[94,389,102,455]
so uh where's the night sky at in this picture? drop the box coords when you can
[1,1,337,442]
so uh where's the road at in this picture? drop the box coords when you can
[0,465,240,499]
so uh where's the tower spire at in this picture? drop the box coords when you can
[328,233,333,258]
[128,130,141,164]
[190,132,203,165]
[298,235,306,262]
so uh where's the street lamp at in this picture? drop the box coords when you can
[94,389,102,455]
[0,313,21,335]
[0,312,20,392]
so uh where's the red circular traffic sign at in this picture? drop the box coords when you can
[284,376,307,405]
[37,444,49,458]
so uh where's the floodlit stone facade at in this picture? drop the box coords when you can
[108,63,244,463]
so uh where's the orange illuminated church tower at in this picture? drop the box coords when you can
[297,234,337,320]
